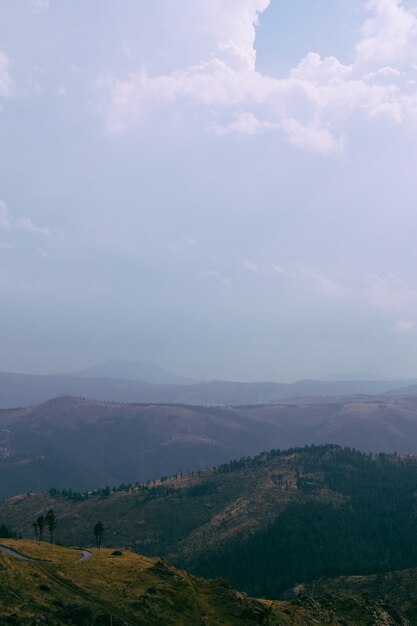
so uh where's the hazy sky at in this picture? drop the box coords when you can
[1,0,417,382]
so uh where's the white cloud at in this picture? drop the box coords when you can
[364,66,402,81]
[364,273,417,313]
[271,263,287,275]
[0,200,11,228]
[243,259,259,273]
[395,319,415,332]
[101,0,417,155]
[356,0,417,66]
[15,217,50,236]
[0,200,50,236]
[263,261,417,315]
[213,111,279,136]
[280,118,346,156]
[198,0,271,72]
[0,51,14,98]
[202,270,232,288]
[289,52,353,82]
[298,267,347,298]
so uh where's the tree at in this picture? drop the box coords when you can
[94,522,104,548]
[45,509,57,544]
[37,515,46,541]
[32,521,39,541]
[0,523,14,539]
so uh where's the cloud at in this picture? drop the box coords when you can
[0,51,14,98]
[271,263,287,275]
[280,117,346,156]
[101,0,417,156]
[0,200,11,228]
[202,270,232,288]
[248,259,417,318]
[355,0,417,66]
[296,269,417,313]
[243,259,259,273]
[15,217,50,236]
[298,267,347,298]
[203,0,271,72]
[364,273,417,313]
[213,112,279,136]
[395,319,415,332]
[364,65,402,81]
[0,200,50,236]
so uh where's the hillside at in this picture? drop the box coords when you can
[4,396,417,497]
[0,539,401,626]
[284,566,417,625]
[3,446,417,602]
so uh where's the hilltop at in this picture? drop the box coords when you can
[0,539,401,625]
[5,395,417,496]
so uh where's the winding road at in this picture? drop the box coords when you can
[0,542,134,624]
[0,544,92,562]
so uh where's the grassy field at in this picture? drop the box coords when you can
[0,539,404,625]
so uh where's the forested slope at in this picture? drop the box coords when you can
[3,445,417,600]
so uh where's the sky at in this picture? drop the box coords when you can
[1,0,417,382]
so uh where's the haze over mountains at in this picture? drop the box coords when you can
[0,360,416,409]
[65,359,198,385]
[3,394,417,498]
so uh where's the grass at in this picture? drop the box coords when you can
[0,539,406,625]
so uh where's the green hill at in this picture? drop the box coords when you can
[0,539,403,626]
[3,445,417,603]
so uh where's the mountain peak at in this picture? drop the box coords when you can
[66,360,197,385]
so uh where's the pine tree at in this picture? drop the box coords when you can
[45,509,57,544]
[32,521,39,541]
[94,522,104,548]
[37,515,46,541]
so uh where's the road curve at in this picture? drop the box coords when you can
[0,544,92,562]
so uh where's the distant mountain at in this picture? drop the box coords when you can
[3,395,417,497]
[320,371,407,382]
[0,370,415,409]
[384,382,417,397]
[66,359,198,385]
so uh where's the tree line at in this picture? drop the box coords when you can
[31,510,105,549]
[32,509,57,543]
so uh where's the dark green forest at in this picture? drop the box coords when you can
[192,447,417,596]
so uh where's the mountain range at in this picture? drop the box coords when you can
[3,395,417,497]
[0,362,416,408]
